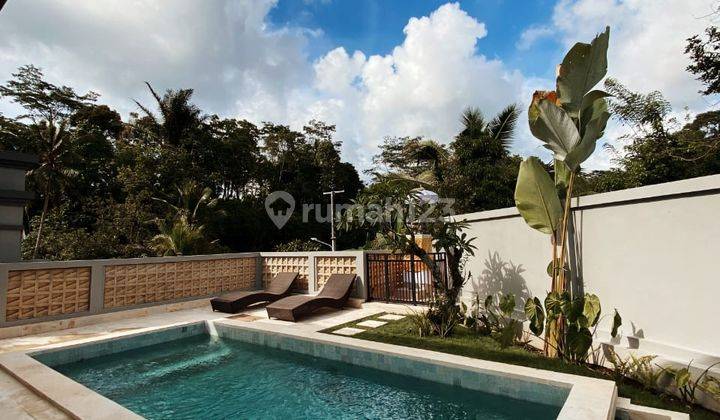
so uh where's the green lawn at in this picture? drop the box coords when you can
[322,313,719,420]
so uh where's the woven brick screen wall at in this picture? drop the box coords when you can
[5,267,91,321]
[262,256,309,291]
[103,257,256,309]
[315,256,357,290]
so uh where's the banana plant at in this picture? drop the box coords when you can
[515,27,612,356]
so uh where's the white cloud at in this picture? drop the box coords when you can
[0,0,313,121]
[517,25,553,50]
[305,3,525,168]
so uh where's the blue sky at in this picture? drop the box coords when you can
[268,0,560,79]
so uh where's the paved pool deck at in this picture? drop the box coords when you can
[0,299,417,419]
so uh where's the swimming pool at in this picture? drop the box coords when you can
[48,334,560,419]
[17,321,616,419]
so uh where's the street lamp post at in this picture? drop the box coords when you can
[322,189,344,251]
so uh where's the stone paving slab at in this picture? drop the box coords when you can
[378,314,405,321]
[332,327,365,336]
[356,320,387,328]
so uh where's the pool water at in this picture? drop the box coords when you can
[53,335,561,419]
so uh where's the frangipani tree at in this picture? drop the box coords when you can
[515,27,616,358]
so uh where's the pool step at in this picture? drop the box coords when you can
[614,397,689,420]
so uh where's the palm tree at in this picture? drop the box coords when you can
[151,181,222,256]
[28,121,79,258]
[134,82,204,146]
[386,139,449,189]
[448,104,520,213]
[457,104,519,160]
[152,181,220,226]
[151,217,205,256]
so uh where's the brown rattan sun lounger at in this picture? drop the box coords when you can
[210,272,299,313]
[265,273,357,321]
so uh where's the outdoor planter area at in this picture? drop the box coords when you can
[324,313,719,419]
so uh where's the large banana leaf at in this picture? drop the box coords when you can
[556,27,610,116]
[565,108,610,170]
[529,99,581,162]
[579,90,611,134]
[514,157,563,235]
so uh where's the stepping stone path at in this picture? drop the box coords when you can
[356,320,387,328]
[332,327,365,336]
[377,314,405,321]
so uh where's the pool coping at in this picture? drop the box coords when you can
[0,318,618,420]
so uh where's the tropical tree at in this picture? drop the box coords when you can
[134,82,204,147]
[150,180,223,256]
[686,24,720,96]
[447,105,521,212]
[0,65,99,258]
[151,217,207,256]
[514,27,612,357]
[153,181,221,227]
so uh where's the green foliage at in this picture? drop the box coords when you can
[151,217,210,256]
[406,309,433,337]
[611,309,622,338]
[445,105,522,213]
[525,292,620,363]
[340,179,476,338]
[515,27,613,359]
[605,347,662,390]
[662,361,720,406]
[524,297,545,336]
[460,292,523,348]
[686,25,720,96]
[514,157,563,234]
[369,104,522,214]
[529,98,582,165]
[344,317,719,419]
[2,65,364,259]
[581,80,720,194]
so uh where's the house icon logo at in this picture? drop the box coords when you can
[265,191,295,229]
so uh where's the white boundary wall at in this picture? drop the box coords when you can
[456,174,720,364]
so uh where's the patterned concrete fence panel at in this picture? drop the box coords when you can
[261,255,310,292]
[260,251,365,298]
[103,257,257,309]
[315,256,357,290]
[0,251,368,327]
[0,253,261,326]
[5,267,91,321]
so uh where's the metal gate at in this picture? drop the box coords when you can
[366,253,447,305]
